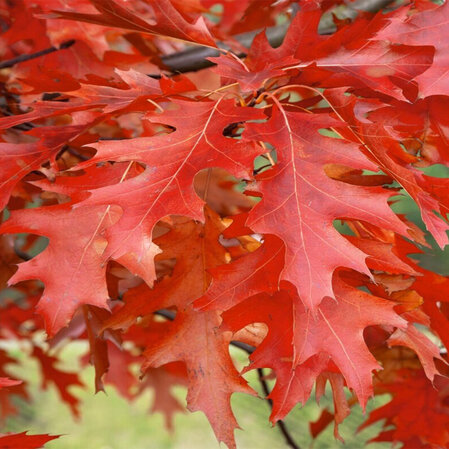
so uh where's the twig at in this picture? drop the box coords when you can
[154,309,176,320]
[0,1,394,76]
[160,0,396,74]
[0,40,75,69]
[257,368,301,449]
[65,146,90,161]
[230,340,255,353]
[254,164,273,175]
[13,245,32,261]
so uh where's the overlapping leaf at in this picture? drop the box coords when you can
[1,0,449,447]
[51,0,217,48]
[223,275,406,419]
[243,103,407,309]
[0,203,120,336]
[77,100,263,283]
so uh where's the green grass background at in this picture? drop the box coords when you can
[3,342,391,449]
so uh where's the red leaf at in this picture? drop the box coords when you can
[387,323,444,381]
[140,363,187,431]
[326,89,449,248]
[1,203,121,336]
[78,100,263,280]
[0,378,21,389]
[361,371,449,449]
[32,346,83,416]
[142,308,255,449]
[0,432,59,449]
[0,116,95,210]
[194,234,285,311]
[244,103,407,310]
[223,274,405,418]
[105,206,227,330]
[1,0,449,446]
[51,0,217,48]
[377,2,449,97]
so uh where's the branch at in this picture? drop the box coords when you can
[160,0,396,74]
[64,146,90,161]
[13,245,32,261]
[229,340,255,353]
[0,1,393,73]
[0,40,75,69]
[257,368,301,449]
[154,308,176,320]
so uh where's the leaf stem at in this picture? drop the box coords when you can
[257,368,301,449]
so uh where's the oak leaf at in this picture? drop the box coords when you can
[0,432,59,449]
[244,104,407,309]
[51,0,217,48]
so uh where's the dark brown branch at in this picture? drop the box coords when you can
[254,164,273,175]
[160,0,396,74]
[13,245,32,261]
[229,340,255,353]
[0,0,394,77]
[65,146,90,161]
[154,309,176,320]
[0,40,75,70]
[257,368,301,449]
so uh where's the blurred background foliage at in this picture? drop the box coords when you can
[3,343,391,449]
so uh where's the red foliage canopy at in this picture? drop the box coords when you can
[1,0,449,448]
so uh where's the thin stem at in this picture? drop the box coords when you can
[13,245,32,261]
[257,368,301,449]
[154,309,176,320]
[65,146,90,161]
[0,40,75,69]
[254,164,273,175]
[258,141,276,167]
[230,340,255,353]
